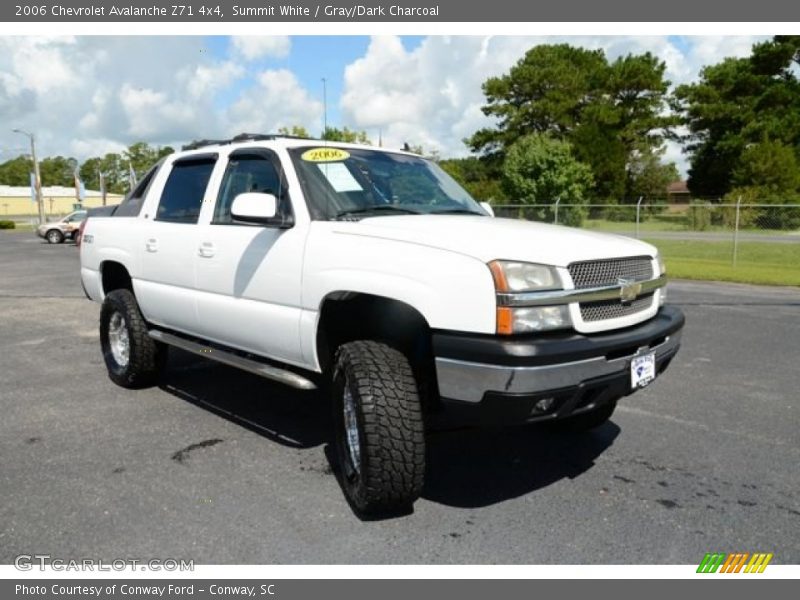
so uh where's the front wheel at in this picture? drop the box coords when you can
[332,341,426,515]
[46,229,64,244]
[100,289,166,388]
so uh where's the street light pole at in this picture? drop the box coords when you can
[12,129,46,225]
[321,77,328,137]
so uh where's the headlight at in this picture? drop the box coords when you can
[655,254,667,305]
[488,260,561,292]
[488,260,571,334]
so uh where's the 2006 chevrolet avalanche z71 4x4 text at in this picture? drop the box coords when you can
[80,133,684,515]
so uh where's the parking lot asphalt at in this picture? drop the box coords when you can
[1,231,798,564]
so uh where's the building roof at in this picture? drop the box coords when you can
[0,185,107,198]
[667,180,690,194]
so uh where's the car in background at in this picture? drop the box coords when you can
[36,210,87,244]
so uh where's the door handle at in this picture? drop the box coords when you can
[198,242,216,258]
[146,238,158,252]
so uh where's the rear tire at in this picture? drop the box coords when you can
[100,289,166,388]
[46,229,64,244]
[551,399,618,432]
[332,341,426,515]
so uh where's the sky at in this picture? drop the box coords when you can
[0,35,769,176]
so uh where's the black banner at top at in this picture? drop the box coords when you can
[3,0,800,22]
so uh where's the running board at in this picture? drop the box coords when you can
[148,330,317,391]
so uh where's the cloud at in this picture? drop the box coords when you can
[231,36,291,61]
[0,34,773,179]
[339,35,770,175]
[0,36,310,159]
[226,69,323,134]
[180,61,245,99]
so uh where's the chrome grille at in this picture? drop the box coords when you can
[568,256,653,289]
[568,256,655,322]
[579,293,654,322]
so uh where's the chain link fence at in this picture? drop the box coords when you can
[491,201,800,285]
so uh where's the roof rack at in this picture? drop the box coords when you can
[181,132,318,151]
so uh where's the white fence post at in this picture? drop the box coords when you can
[635,196,644,239]
[554,198,561,225]
[732,195,742,267]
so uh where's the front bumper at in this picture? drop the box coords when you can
[432,305,684,424]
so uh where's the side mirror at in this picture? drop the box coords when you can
[231,192,278,223]
[480,201,495,217]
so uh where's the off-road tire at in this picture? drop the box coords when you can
[551,398,618,432]
[100,289,166,388]
[46,229,64,244]
[332,340,426,515]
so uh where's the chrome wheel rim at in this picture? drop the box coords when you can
[342,383,361,475]
[108,312,130,367]
[48,231,60,242]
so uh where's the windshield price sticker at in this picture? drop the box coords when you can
[301,148,351,163]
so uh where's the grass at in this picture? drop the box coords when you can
[584,218,686,233]
[584,217,794,236]
[1,222,35,231]
[643,238,800,287]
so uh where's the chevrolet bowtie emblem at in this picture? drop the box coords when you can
[618,277,642,303]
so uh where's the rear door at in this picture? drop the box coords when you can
[135,153,218,335]
[193,148,307,366]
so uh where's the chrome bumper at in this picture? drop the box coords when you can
[435,329,682,404]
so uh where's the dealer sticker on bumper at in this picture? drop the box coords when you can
[631,351,656,389]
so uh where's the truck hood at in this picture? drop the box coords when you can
[331,215,657,267]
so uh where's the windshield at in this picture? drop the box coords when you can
[288,146,486,220]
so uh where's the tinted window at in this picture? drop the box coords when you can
[115,161,161,217]
[64,211,87,223]
[214,153,286,224]
[156,158,216,224]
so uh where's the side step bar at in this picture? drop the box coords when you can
[148,330,317,391]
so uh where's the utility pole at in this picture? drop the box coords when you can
[98,169,107,206]
[13,128,46,224]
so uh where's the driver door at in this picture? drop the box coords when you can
[193,149,307,367]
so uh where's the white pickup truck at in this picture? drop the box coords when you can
[80,134,684,515]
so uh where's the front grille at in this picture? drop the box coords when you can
[568,256,654,322]
[579,293,654,322]
[568,256,653,289]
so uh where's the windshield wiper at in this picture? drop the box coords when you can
[429,208,485,216]
[333,205,423,220]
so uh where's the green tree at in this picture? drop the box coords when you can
[627,149,680,201]
[501,134,594,225]
[78,157,102,192]
[278,125,312,138]
[124,142,173,181]
[39,156,78,187]
[469,44,676,200]
[732,140,800,193]
[439,157,507,203]
[321,126,371,145]
[0,155,33,186]
[675,36,800,197]
[727,140,800,229]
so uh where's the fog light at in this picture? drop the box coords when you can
[533,397,555,414]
